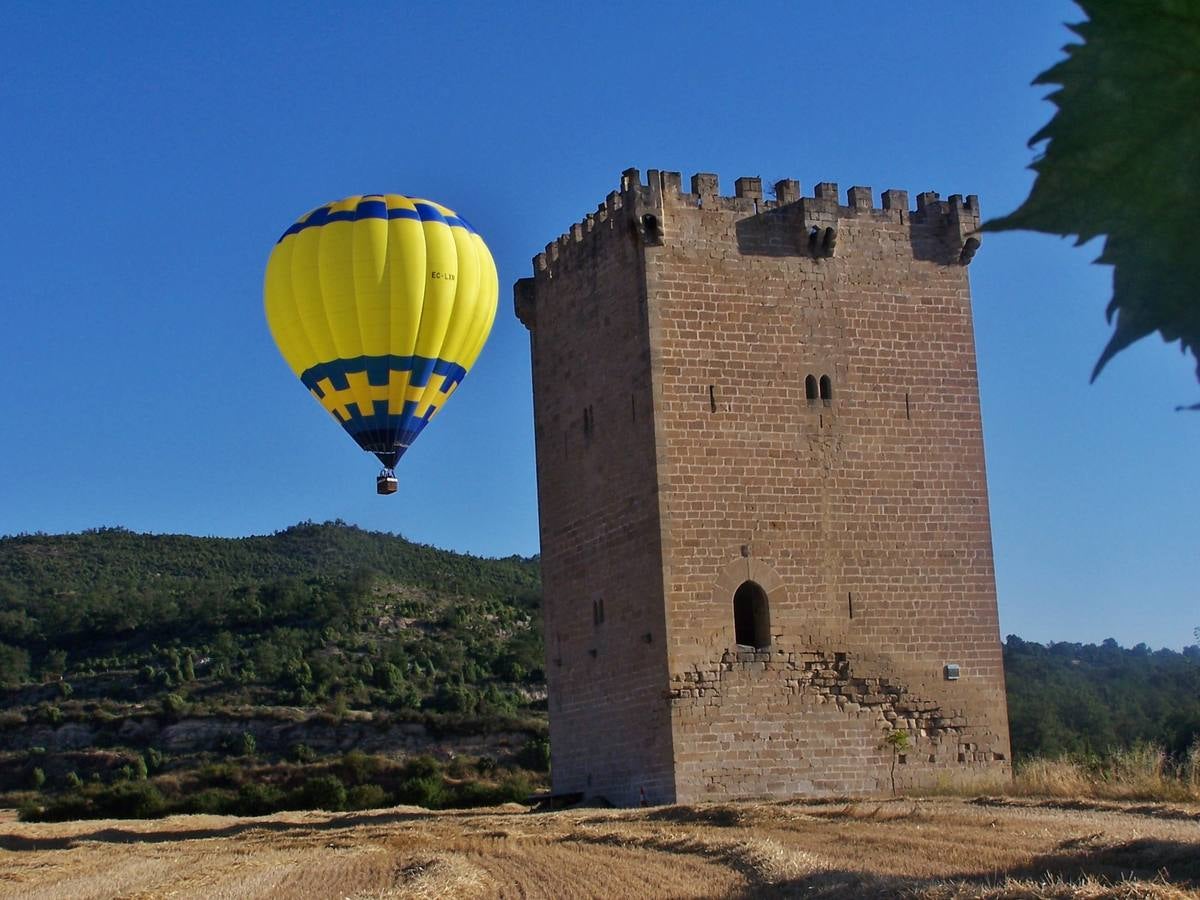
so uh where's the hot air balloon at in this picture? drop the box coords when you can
[264,195,498,494]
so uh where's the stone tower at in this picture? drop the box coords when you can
[515,168,1010,805]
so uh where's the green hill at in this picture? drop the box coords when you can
[0,522,547,820]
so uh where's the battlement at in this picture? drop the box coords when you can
[528,168,982,284]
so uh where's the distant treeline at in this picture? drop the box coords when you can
[1004,635,1200,761]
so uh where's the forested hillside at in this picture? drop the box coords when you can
[1004,635,1200,761]
[0,522,548,820]
[0,521,541,695]
[0,522,1196,821]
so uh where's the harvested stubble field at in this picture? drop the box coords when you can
[1,796,1198,899]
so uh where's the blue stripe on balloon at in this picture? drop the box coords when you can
[277,197,474,242]
[300,355,469,396]
[356,198,388,219]
[414,202,446,225]
[338,408,434,454]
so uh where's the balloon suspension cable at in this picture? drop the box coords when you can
[376,468,398,496]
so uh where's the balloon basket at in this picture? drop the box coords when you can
[377,471,398,495]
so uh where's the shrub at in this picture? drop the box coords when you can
[515,737,551,773]
[93,782,167,819]
[446,780,497,808]
[19,793,91,822]
[197,762,240,788]
[340,749,371,784]
[237,782,286,816]
[425,683,478,715]
[443,773,532,809]
[401,754,442,780]
[395,775,445,809]
[30,767,46,790]
[496,772,533,803]
[290,743,316,764]
[0,642,31,686]
[180,788,237,815]
[161,693,187,719]
[347,783,389,810]
[292,775,346,811]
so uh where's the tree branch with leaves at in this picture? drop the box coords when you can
[985,0,1200,398]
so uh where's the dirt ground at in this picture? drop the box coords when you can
[1,796,1198,899]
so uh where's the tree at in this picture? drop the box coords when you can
[0,643,30,686]
[882,729,910,796]
[986,1,1200,393]
[294,775,347,811]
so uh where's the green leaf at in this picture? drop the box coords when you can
[985,0,1200,384]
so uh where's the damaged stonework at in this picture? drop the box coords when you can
[668,645,1005,801]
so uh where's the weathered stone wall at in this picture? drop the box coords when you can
[515,190,676,806]
[517,168,1010,805]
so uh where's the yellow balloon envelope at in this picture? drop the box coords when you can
[264,195,498,489]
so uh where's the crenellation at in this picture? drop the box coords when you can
[660,170,684,199]
[915,190,941,212]
[774,179,801,204]
[881,188,909,212]
[530,170,989,278]
[734,176,763,200]
[847,185,873,210]
[691,172,720,201]
[814,181,840,201]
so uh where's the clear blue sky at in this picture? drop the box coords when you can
[1,2,1195,649]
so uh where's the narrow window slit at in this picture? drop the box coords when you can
[708,385,717,413]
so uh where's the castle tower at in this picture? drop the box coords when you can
[515,169,1010,805]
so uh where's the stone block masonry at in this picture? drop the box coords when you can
[516,168,1010,806]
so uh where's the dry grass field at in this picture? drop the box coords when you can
[2,795,1199,899]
